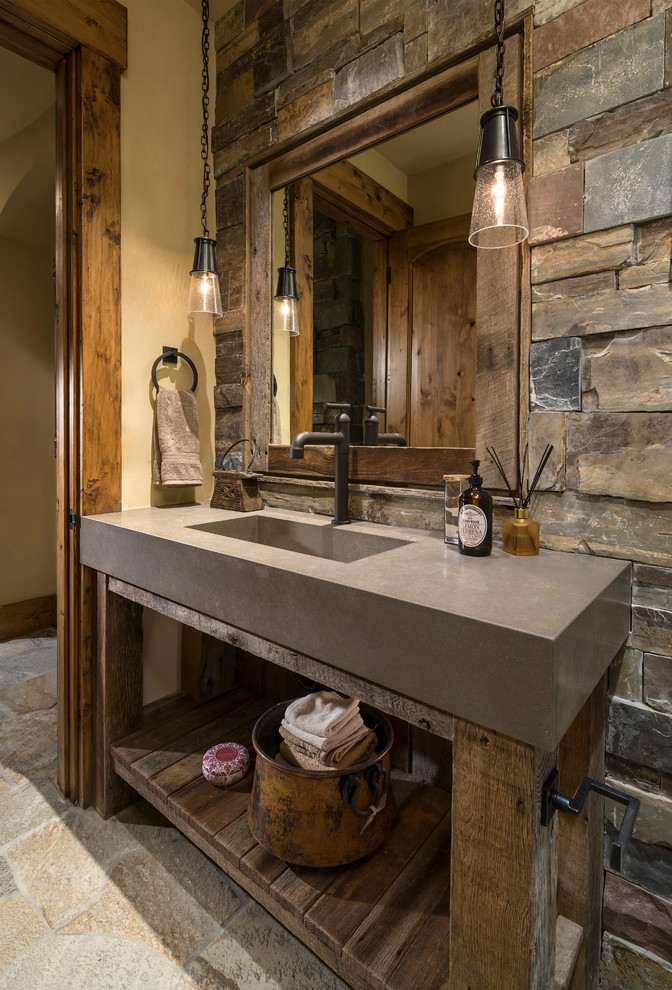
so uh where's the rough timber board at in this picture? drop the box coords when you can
[111,691,453,990]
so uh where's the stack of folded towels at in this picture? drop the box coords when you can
[278,691,377,771]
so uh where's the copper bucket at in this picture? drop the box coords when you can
[247,700,396,867]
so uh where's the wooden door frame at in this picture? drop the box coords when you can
[0,0,127,806]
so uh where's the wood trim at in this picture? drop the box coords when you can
[312,159,414,237]
[2,0,127,806]
[475,36,523,491]
[557,675,606,990]
[289,178,313,438]
[248,163,272,469]
[268,56,479,191]
[56,44,122,807]
[0,595,56,641]
[0,0,127,69]
[267,445,475,486]
[94,573,143,819]
[250,29,529,488]
[450,722,558,989]
[108,576,457,742]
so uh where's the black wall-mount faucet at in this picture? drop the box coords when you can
[289,402,351,525]
[363,405,407,446]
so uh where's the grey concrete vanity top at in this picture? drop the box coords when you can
[80,502,630,750]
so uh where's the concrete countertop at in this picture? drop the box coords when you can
[80,502,630,750]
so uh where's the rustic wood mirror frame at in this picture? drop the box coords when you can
[0,0,126,806]
[247,19,532,490]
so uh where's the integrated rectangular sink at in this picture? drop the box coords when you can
[188,515,411,563]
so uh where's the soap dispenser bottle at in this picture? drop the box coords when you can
[458,459,493,557]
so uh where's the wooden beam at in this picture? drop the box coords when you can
[450,720,558,989]
[109,577,456,743]
[0,0,127,69]
[268,57,478,191]
[475,38,523,491]
[94,573,143,819]
[312,159,414,237]
[267,444,475,486]
[556,676,606,990]
[248,163,272,469]
[290,178,314,438]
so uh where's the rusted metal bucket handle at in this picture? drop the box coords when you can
[219,438,258,472]
[340,765,389,817]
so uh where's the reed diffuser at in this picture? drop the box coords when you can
[486,444,554,556]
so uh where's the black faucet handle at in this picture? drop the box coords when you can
[541,770,640,873]
[366,406,386,415]
[324,402,351,412]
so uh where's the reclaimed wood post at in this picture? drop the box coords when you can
[94,574,143,819]
[450,719,558,989]
[557,676,607,990]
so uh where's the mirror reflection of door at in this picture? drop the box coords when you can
[388,216,476,447]
[271,100,479,448]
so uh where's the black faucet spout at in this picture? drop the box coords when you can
[289,406,351,524]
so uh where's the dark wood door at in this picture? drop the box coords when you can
[387,214,476,447]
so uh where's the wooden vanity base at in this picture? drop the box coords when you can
[96,576,600,990]
[112,687,582,990]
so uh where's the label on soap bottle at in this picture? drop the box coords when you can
[458,504,488,548]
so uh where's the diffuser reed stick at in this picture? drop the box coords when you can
[487,444,554,507]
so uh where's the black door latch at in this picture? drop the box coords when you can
[541,769,640,873]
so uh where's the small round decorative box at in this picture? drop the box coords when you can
[202,742,250,787]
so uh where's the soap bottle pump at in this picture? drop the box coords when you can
[458,459,493,557]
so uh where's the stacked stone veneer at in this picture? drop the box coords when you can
[313,211,366,441]
[213,1,672,983]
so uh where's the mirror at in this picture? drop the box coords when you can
[249,43,529,488]
[271,101,480,449]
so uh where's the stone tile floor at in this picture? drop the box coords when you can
[0,632,348,990]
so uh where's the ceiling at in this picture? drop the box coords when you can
[375,102,479,174]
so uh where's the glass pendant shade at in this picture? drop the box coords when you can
[469,105,529,249]
[274,266,299,335]
[188,236,223,316]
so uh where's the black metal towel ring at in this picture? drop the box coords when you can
[151,346,198,392]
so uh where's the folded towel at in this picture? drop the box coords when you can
[279,732,377,772]
[284,691,360,738]
[328,728,377,768]
[279,715,367,754]
[152,386,202,487]
[279,725,376,768]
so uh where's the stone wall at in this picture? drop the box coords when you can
[312,211,366,440]
[212,0,672,983]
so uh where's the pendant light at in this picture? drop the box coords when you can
[187,0,223,317]
[468,0,529,249]
[273,186,299,335]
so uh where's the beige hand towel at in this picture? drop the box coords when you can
[285,691,360,738]
[279,725,375,768]
[152,386,203,487]
[279,731,377,771]
[279,713,365,753]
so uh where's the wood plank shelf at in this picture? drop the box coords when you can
[111,687,454,990]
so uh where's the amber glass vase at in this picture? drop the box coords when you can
[502,507,540,556]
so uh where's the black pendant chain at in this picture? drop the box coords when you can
[491,0,506,108]
[200,0,211,238]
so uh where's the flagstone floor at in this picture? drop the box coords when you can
[0,632,348,990]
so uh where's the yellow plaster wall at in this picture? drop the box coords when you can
[121,0,217,512]
[121,0,219,700]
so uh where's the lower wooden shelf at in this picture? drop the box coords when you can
[112,687,453,990]
[111,687,583,990]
